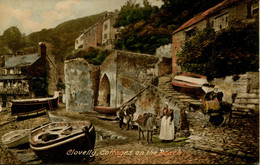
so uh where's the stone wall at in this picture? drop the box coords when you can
[210,72,259,114]
[116,50,158,78]
[64,58,100,112]
[155,44,172,76]
[98,50,159,108]
[115,51,159,107]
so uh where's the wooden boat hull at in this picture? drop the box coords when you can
[11,97,58,116]
[2,129,30,148]
[16,108,46,118]
[29,122,95,161]
[174,73,207,85]
[171,73,208,98]
[94,106,120,114]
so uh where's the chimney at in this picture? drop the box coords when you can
[38,42,46,58]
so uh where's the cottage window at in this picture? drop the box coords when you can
[4,69,7,75]
[214,12,229,31]
[80,36,83,41]
[9,69,14,74]
[185,28,197,40]
[18,68,22,74]
[104,24,108,30]
[92,34,95,42]
[104,33,108,39]
[251,3,259,15]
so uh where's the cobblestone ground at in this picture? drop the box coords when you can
[0,106,259,164]
[187,110,259,164]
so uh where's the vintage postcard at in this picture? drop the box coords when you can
[0,0,259,164]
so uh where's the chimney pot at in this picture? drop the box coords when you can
[38,42,46,58]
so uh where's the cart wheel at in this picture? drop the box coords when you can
[209,115,224,126]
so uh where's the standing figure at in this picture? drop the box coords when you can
[205,86,223,101]
[159,102,175,141]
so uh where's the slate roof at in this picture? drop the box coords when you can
[0,75,26,80]
[4,53,41,69]
[172,0,239,35]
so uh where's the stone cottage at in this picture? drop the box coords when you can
[75,11,119,50]
[0,42,58,107]
[171,0,259,73]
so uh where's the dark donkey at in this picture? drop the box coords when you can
[136,113,159,143]
[117,103,136,130]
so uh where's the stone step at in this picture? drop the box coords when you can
[162,89,178,93]
[176,95,192,99]
[179,98,200,102]
[165,92,181,95]
[234,98,259,104]
[236,93,259,99]
[170,93,183,96]
[232,103,257,109]
[163,90,180,93]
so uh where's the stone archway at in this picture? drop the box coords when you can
[98,74,111,106]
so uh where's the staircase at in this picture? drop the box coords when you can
[157,75,203,107]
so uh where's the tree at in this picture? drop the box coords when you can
[114,0,158,28]
[2,26,25,54]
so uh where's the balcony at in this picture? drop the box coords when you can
[0,86,29,95]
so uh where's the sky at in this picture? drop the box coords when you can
[0,0,163,35]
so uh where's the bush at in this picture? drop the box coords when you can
[66,47,112,65]
[177,24,258,80]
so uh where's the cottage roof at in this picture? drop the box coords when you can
[4,53,41,69]
[0,75,26,80]
[172,0,239,35]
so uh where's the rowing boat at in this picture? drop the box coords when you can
[171,73,208,98]
[29,121,95,161]
[11,95,58,117]
[94,106,120,114]
[2,129,30,148]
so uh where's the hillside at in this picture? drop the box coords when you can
[24,12,106,61]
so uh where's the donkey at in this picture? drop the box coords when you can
[136,113,159,143]
[190,100,232,127]
[117,103,136,130]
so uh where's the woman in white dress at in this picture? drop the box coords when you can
[159,102,175,141]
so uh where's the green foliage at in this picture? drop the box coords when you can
[114,0,224,54]
[0,26,25,54]
[114,0,158,28]
[29,77,48,97]
[66,47,112,65]
[57,80,65,90]
[114,0,168,54]
[177,24,259,80]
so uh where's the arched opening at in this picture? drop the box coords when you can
[98,74,110,106]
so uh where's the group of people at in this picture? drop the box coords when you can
[158,85,223,141]
[117,85,223,142]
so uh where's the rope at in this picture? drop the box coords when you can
[46,55,63,82]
